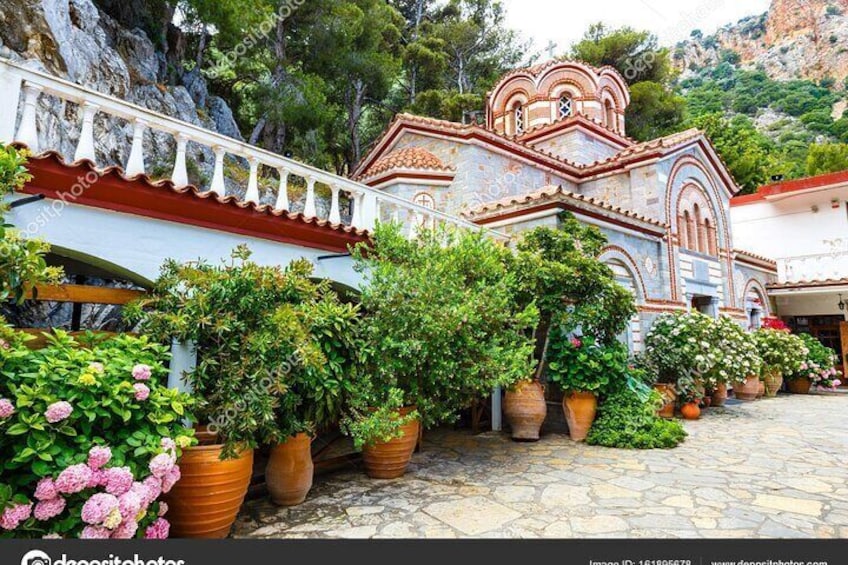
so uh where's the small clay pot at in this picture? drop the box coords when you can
[653,383,676,419]
[362,406,420,479]
[266,433,313,506]
[503,380,547,441]
[764,370,783,398]
[787,377,812,394]
[562,391,598,442]
[680,402,701,420]
[702,395,712,408]
[711,383,728,407]
[734,375,760,401]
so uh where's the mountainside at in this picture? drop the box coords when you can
[675,0,848,86]
[0,0,243,184]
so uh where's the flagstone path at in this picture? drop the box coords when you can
[233,393,848,539]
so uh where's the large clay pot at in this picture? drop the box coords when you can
[764,370,783,398]
[653,383,676,419]
[680,402,701,420]
[165,433,253,539]
[266,433,313,506]
[562,391,598,442]
[757,379,766,399]
[734,375,760,401]
[362,406,420,479]
[711,383,728,407]
[503,380,547,441]
[787,377,812,394]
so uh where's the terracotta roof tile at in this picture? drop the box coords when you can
[360,147,454,179]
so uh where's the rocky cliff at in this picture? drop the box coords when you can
[675,0,848,86]
[0,0,243,180]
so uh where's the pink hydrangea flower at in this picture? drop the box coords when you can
[34,497,66,521]
[81,493,119,525]
[129,482,153,508]
[87,446,112,470]
[0,502,32,530]
[42,533,62,539]
[133,383,150,402]
[158,502,169,517]
[45,401,73,424]
[80,525,111,539]
[88,362,105,373]
[149,453,175,479]
[144,518,170,540]
[103,507,123,529]
[142,476,162,502]
[118,491,142,520]
[161,466,181,494]
[87,469,105,490]
[103,467,134,496]
[0,398,14,418]
[132,364,152,381]
[160,438,176,452]
[56,464,93,495]
[111,519,139,539]
[34,478,57,501]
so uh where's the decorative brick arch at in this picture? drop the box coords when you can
[489,76,536,114]
[742,278,771,316]
[599,245,648,303]
[548,79,586,100]
[537,63,600,97]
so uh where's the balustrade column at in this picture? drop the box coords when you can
[275,168,290,211]
[14,84,43,151]
[0,66,23,143]
[303,177,317,218]
[209,146,227,195]
[328,184,342,225]
[245,157,260,204]
[125,119,147,177]
[74,102,99,163]
[171,134,189,187]
[350,190,364,229]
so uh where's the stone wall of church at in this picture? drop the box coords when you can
[529,130,621,166]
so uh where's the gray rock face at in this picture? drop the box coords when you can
[0,0,243,183]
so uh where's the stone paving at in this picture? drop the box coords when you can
[233,394,848,539]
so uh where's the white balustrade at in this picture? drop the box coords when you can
[777,251,848,283]
[245,157,260,204]
[0,57,505,240]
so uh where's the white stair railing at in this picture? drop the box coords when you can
[0,57,504,240]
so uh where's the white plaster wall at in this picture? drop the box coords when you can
[8,200,363,289]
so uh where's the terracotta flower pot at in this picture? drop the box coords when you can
[165,438,254,539]
[503,380,547,441]
[653,383,676,419]
[787,377,812,395]
[266,433,313,506]
[702,395,712,408]
[680,402,701,420]
[711,383,728,407]
[757,379,766,398]
[733,375,760,401]
[764,370,783,398]
[362,406,420,479]
[562,391,597,442]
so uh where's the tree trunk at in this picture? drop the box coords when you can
[346,79,367,171]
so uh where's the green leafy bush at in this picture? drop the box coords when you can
[546,334,627,394]
[753,328,808,377]
[586,379,687,449]
[127,246,360,456]
[0,327,194,538]
[349,223,537,439]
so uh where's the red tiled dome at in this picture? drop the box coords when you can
[365,147,450,177]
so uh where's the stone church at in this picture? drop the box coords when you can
[353,60,777,350]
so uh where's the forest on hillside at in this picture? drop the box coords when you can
[99,0,848,194]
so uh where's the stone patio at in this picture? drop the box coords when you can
[233,394,848,539]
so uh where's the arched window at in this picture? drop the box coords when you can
[558,95,573,119]
[681,210,691,249]
[704,218,717,256]
[692,203,702,254]
[605,100,615,130]
[513,102,525,135]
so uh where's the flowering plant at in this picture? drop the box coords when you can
[643,312,716,385]
[789,333,842,389]
[708,316,762,386]
[760,317,789,331]
[0,325,195,538]
[753,328,808,378]
[546,333,627,394]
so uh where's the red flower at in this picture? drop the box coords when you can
[570,337,582,348]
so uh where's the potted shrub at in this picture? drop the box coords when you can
[753,328,808,398]
[348,224,537,471]
[128,248,358,533]
[710,316,761,405]
[0,327,194,539]
[507,219,636,439]
[547,334,627,440]
[787,333,843,393]
[676,375,703,420]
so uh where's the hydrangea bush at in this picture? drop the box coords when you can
[753,328,808,378]
[0,326,195,539]
[790,333,843,389]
